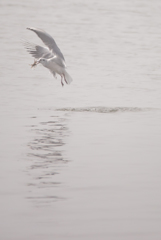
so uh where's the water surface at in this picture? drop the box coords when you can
[0,0,161,239]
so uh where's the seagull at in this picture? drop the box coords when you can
[24,27,73,86]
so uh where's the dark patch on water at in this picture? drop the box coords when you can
[56,106,150,113]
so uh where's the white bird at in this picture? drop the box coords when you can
[24,27,73,86]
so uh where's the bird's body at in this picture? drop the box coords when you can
[24,27,73,86]
[48,57,65,74]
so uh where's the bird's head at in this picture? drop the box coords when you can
[37,58,47,66]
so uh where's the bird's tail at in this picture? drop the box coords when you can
[64,70,73,84]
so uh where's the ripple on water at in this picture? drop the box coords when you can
[56,106,151,113]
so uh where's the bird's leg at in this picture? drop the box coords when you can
[63,74,68,84]
[61,75,64,87]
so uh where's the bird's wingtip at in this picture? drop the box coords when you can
[26,27,36,31]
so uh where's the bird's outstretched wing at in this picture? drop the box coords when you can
[27,27,65,61]
[23,41,54,59]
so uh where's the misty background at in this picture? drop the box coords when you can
[0,0,161,239]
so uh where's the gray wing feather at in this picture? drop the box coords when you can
[49,69,57,79]
[24,41,54,59]
[27,27,65,61]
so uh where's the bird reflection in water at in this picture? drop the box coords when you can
[27,115,70,205]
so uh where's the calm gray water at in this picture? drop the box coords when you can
[1,0,161,239]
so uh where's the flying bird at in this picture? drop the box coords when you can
[24,27,73,86]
